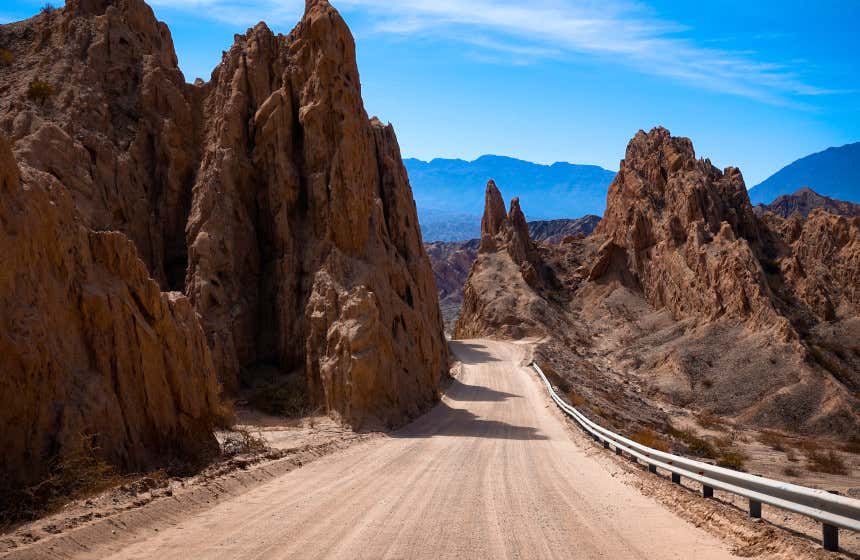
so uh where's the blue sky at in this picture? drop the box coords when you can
[5,0,859,186]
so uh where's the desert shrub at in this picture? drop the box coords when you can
[667,425,718,459]
[247,372,309,417]
[806,450,849,476]
[716,449,747,471]
[27,79,55,104]
[695,411,728,430]
[220,427,269,457]
[40,3,56,14]
[786,449,799,462]
[0,435,124,528]
[631,428,670,452]
[758,429,787,452]
[0,48,12,66]
[783,466,800,477]
[566,389,586,407]
[538,361,572,394]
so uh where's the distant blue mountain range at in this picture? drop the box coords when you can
[410,144,860,242]
[405,155,616,242]
[749,142,860,205]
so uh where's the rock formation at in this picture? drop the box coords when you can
[0,132,221,491]
[754,187,860,219]
[454,180,554,339]
[0,0,448,492]
[456,128,860,436]
[528,216,601,244]
[425,216,599,330]
[425,239,480,329]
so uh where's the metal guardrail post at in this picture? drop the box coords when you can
[615,446,622,456]
[648,464,657,474]
[823,524,838,552]
[702,485,714,498]
[749,499,762,519]
[671,473,681,484]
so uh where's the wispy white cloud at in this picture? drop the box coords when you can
[151,0,839,106]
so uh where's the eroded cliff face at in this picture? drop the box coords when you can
[592,127,788,331]
[0,0,448,491]
[183,4,447,423]
[0,133,220,490]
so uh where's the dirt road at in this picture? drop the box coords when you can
[24,340,743,559]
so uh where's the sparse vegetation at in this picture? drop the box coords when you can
[783,466,801,477]
[631,428,670,452]
[716,449,747,471]
[566,389,586,407]
[247,371,309,418]
[0,48,13,66]
[805,450,849,476]
[27,79,55,105]
[0,435,125,528]
[40,3,56,15]
[220,427,270,457]
[758,429,787,452]
[694,411,728,430]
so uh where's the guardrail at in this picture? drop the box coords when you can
[531,363,860,552]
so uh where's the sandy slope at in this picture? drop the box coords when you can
[12,340,742,560]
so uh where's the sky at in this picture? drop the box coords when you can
[4,0,860,186]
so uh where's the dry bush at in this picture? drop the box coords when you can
[566,389,586,407]
[758,429,787,452]
[27,79,55,104]
[40,3,56,14]
[0,48,13,66]
[538,361,573,394]
[666,424,718,459]
[221,427,270,457]
[0,435,126,528]
[786,449,799,462]
[783,466,801,477]
[694,411,728,430]
[631,428,670,452]
[716,449,747,471]
[805,450,849,476]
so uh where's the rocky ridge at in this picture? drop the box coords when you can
[754,187,860,219]
[456,127,860,436]
[0,0,447,492]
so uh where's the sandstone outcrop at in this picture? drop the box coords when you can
[0,0,448,495]
[0,133,220,491]
[454,181,554,339]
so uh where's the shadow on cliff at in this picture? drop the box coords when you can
[392,402,547,441]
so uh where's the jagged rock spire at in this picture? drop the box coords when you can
[480,179,508,251]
